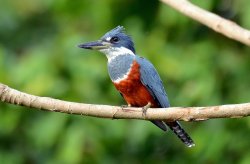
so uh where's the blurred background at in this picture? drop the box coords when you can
[0,0,250,163]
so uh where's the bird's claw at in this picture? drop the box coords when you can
[142,103,151,117]
[121,104,131,110]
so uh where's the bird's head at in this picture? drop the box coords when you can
[78,26,135,60]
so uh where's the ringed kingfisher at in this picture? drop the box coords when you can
[78,26,195,147]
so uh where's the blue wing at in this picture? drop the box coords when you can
[136,56,170,132]
[136,56,170,108]
[136,56,195,147]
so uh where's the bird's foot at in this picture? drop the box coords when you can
[121,104,131,110]
[142,103,151,117]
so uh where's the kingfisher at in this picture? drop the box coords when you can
[78,26,195,147]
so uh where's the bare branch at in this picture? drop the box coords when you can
[160,0,250,46]
[1,83,250,121]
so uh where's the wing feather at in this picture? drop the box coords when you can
[136,56,170,108]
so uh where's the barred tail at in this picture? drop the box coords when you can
[165,121,195,148]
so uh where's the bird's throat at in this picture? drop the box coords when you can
[100,46,135,62]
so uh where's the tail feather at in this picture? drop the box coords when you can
[151,120,167,131]
[165,121,195,148]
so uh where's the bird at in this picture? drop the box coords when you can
[78,26,195,147]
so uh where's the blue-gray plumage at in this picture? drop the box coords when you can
[108,54,134,82]
[78,26,195,147]
[101,26,135,53]
[136,56,170,108]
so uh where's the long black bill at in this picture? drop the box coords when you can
[78,41,108,50]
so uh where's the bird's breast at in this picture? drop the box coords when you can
[113,60,158,107]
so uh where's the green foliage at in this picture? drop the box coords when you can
[0,0,250,163]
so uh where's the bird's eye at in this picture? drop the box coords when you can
[110,36,119,43]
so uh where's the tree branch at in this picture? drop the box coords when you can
[1,83,250,121]
[160,0,250,46]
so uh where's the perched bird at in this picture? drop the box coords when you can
[78,26,195,147]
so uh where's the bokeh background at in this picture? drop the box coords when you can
[1,0,250,163]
